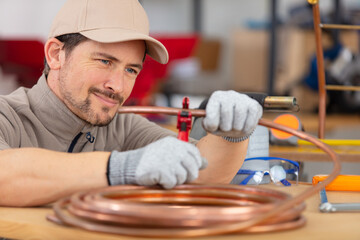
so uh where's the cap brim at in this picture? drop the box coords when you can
[80,29,169,64]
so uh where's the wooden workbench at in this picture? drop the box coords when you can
[0,184,359,240]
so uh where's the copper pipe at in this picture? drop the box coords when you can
[48,106,341,237]
[118,99,298,117]
[118,106,206,117]
[309,0,326,139]
[118,97,298,115]
[326,85,360,91]
[320,23,360,30]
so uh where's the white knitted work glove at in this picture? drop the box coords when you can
[107,137,208,189]
[203,90,263,142]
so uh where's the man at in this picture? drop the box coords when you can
[0,0,262,207]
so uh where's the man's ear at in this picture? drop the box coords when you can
[44,38,64,70]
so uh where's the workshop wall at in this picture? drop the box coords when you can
[0,0,345,43]
[0,0,359,97]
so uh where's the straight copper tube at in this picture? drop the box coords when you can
[320,23,360,30]
[118,97,297,115]
[326,85,360,92]
[311,1,327,139]
[48,106,340,238]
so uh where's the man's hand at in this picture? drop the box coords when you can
[107,137,208,189]
[203,90,263,141]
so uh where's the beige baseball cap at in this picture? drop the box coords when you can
[48,0,169,64]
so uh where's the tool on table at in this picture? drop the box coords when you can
[319,188,360,213]
[313,175,360,212]
[312,175,360,192]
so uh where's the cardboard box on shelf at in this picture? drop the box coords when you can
[194,38,221,72]
[232,30,268,93]
[231,28,359,112]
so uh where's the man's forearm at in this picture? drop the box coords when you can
[195,133,248,184]
[0,148,110,207]
[0,136,248,206]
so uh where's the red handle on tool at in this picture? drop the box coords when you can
[177,97,192,142]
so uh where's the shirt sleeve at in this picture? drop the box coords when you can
[0,100,20,150]
[0,136,10,150]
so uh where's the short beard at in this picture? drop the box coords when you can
[58,74,124,127]
[63,90,115,126]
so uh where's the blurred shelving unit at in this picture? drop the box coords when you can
[309,0,360,139]
[270,1,360,180]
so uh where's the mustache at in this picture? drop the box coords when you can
[89,87,124,105]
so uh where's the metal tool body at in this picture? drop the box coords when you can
[319,188,360,213]
[314,175,360,212]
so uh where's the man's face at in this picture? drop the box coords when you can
[54,40,145,126]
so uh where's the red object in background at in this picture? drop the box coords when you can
[0,35,199,98]
[0,39,45,88]
[126,34,199,106]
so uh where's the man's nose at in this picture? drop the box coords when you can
[105,71,125,93]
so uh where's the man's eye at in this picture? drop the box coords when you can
[126,68,138,75]
[99,59,110,65]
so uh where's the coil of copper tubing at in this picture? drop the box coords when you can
[47,106,340,238]
[69,186,306,227]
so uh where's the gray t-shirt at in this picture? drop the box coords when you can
[0,75,182,152]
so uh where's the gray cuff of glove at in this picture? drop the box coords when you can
[222,130,254,143]
[107,150,141,186]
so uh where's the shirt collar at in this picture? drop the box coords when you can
[27,75,96,141]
